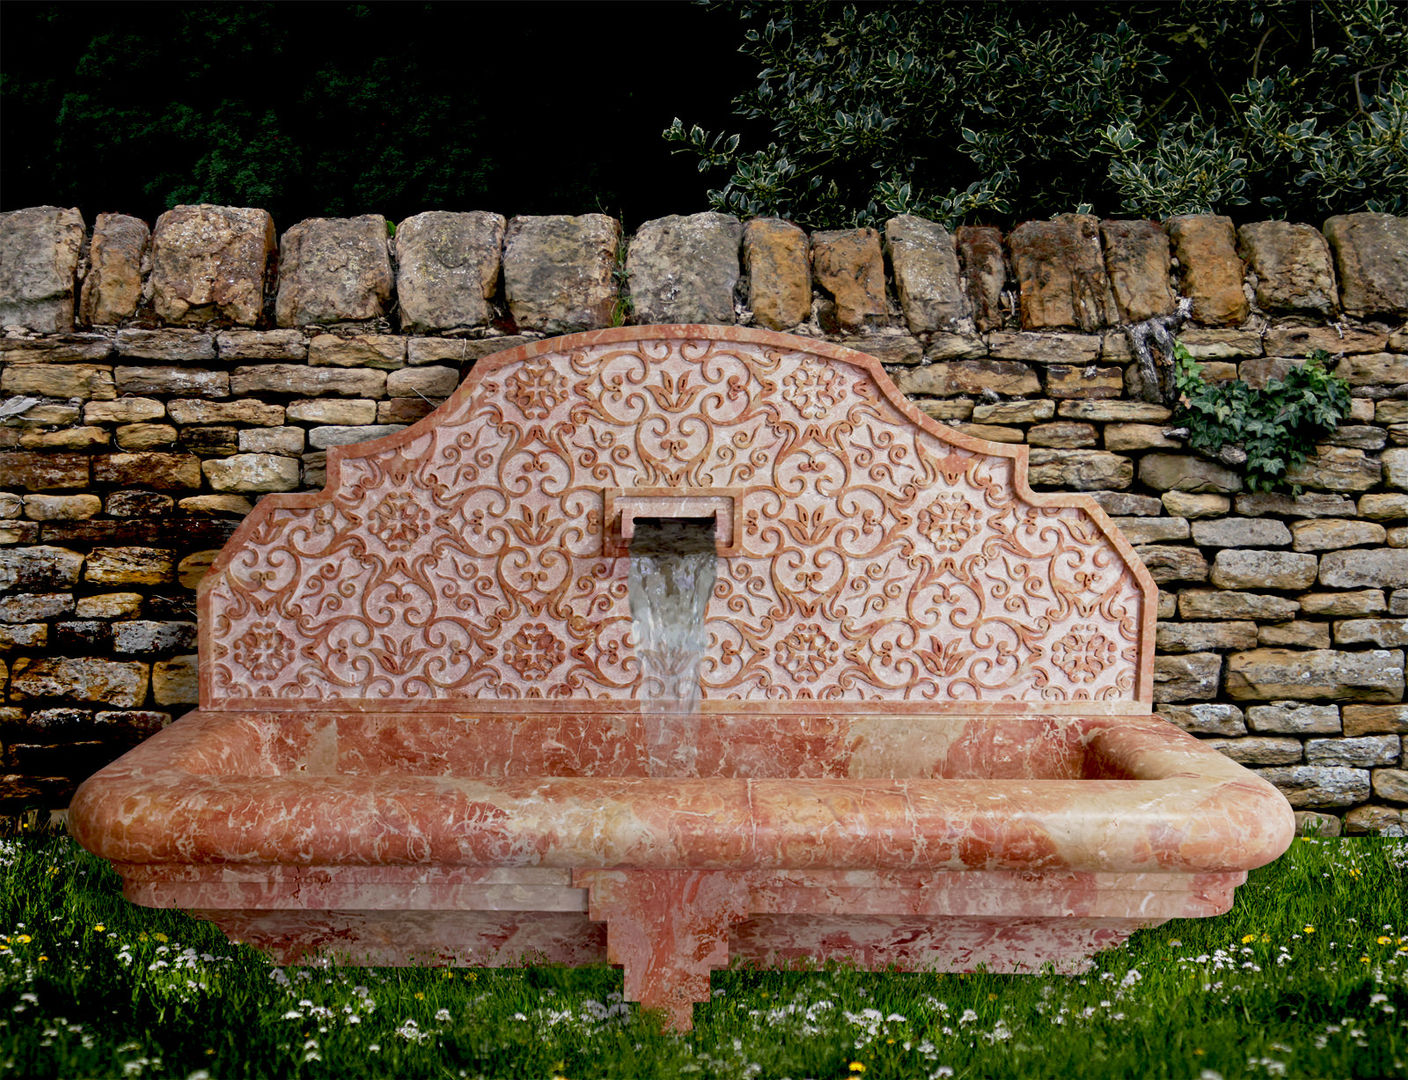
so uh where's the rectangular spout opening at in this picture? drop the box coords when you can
[603,487,743,557]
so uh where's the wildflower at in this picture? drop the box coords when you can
[153,933,168,943]
[93,924,104,933]
[414,991,425,1000]
[1241,933,1256,944]
[849,1064,866,1074]
[1379,936,1393,945]
[13,935,30,945]
[1303,926,1315,934]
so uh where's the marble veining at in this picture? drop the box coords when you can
[69,325,1294,1031]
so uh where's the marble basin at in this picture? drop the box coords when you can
[70,326,1294,1031]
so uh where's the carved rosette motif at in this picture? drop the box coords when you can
[205,334,1145,704]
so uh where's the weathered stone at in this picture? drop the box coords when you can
[1104,423,1180,451]
[1205,737,1303,766]
[1294,811,1344,837]
[987,332,1101,365]
[922,333,987,361]
[1156,702,1246,736]
[1258,621,1331,649]
[1057,400,1171,422]
[1156,620,1257,652]
[1306,734,1399,767]
[1345,803,1408,835]
[177,550,220,590]
[1320,548,1408,588]
[394,210,504,333]
[178,425,239,456]
[1338,352,1408,386]
[1161,492,1229,520]
[740,218,810,331]
[308,425,406,449]
[275,215,392,326]
[165,399,284,427]
[302,451,327,488]
[1299,590,1386,617]
[406,338,468,366]
[949,423,1022,444]
[1153,652,1221,703]
[21,495,100,521]
[308,333,405,369]
[1257,766,1370,808]
[178,495,253,517]
[1135,545,1209,583]
[1327,425,1387,451]
[502,214,620,333]
[1179,590,1299,621]
[1167,215,1249,325]
[0,495,19,519]
[1191,517,1292,548]
[377,398,436,425]
[0,547,82,592]
[0,452,88,491]
[1089,492,1164,516]
[970,399,1055,424]
[1045,364,1125,399]
[1248,702,1340,735]
[1027,422,1097,449]
[114,328,218,362]
[0,592,73,621]
[915,398,975,421]
[1238,221,1338,315]
[809,227,887,331]
[1290,518,1387,552]
[215,329,308,361]
[83,399,164,424]
[1157,589,1177,619]
[385,365,459,399]
[1101,219,1174,322]
[0,206,84,332]
[1372,770,1408,804]
[1009,214,1117,330]
[1264,324,1388,357]
[1226,647,1404,701]
[239,426,304,455]
[893,361,1039,397]
[8,656,148,708]
[0,362,115,401]
[1323,213,1408,316]
[0,622,46,650]
[114,366,229,397]
[1235,492,1355,518]
[84,547,173,586]
[79,213,149,325]
[1138,453,1242,493]
[0,523,38,544]
[114,423,177,450]
[839,333,923,366]
[1383,448,1408,490]
[1238,356,1302,390]
[201,454,301,493]
[629,212,742,326]
[1027,450,1133,490]
[104,491,173,518]
[955,225,1007,331]
[93,452,202,490]
[1334,617,1408,647]
[93,710,169,740]
[14,427,106,452]
[230,365,385,398]
[285,398,378,425]
[1343,705,1408,737]
[884,215,965,333]
[3,400,81,427]
[149,205,275,326]
[1284,446,1380,492]
[112,620,197,656]
[1174,327,1263,359]
[152,655,198,705]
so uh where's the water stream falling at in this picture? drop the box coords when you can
[627,517,718,728]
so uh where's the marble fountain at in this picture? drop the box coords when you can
[70,325,1295,1030]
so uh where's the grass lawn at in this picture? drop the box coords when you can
[0,823,1403,1079]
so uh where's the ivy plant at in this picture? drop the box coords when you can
[1172,343,1352,493]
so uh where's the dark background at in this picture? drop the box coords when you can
[0,1,757,228]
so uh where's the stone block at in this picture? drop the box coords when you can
[1334,617,1408,647]
[112,620,197,655]
[741,218,811,331]
[21,495,100,522]
[1320,548,1408,588]
[1161,492,1229,520]
[0,206,84,331]
[1110,516,1188,544]
[1210,549,1317,590]
[1156,620,1257,652]
[1264,324,1388,357]
[1027,422,1097,449]
[1235,492,1354,518]
[1289,518,1387,554]
[1257,765,1369,808]
[1166,215,1248,325]
[286,398,379,425]
[1299,590,1385,617]
[1027,450,1133,490]
[308,333,406,369]
[115,328,218,362]
[179,495,254,516]
[1104,423,1179,451]
[0,452,89,490]
[1058,400,1171,422]
[377,398,436,425]
[1372,770,1408,804]
[152,654,198,705]
[114,366,229,397]
[1258,621,1330,649]
[1191,517,1292,548]
[1225,647,1404,701]
[1322,212,1408,316]
[239,427,304,455]
[949,423,1022,444]
[1306,734,1399,767]
[93,710,169,740]
[0,547,83,592]
[1089,492,1163,516]
[1101,219,1174,322]
[166,399,285,427]
[406,338,468,366]
[0,592,73,621]
[0,623,46,650]
[988,333,1102,365]
[1044,364,1124,399]
[1177,588,1299,622]
[628,212,742,326]
[503,214,620,333]
[893,361,1039,397]
[1135,545,1209,584]
[150,205,275,325]
[308,425,406,449]
[838,332,923,366]
[394,210,504,333]
[84,399,164,424]
[1247,702,1340,735]
[1156,702,1246,736]
[1383,448,1408,490]
[809,227,886,332]
[1205,737,1302,766]
[80,213,149,325]
[0,495,18,520]
[230,365,386,398]
[1138,453,1242,493]
[74,593,142,619]
[9,656,148,707]
[302,451,327,488]
[922,333,987,361]
[386,366,459,399]
[178,425,239,456]
[103,491,173,519]
[1009,214,1117,330]
[114,423,177,450]
[1326,425,1386,451]
[1284,447,1379,493]
[201,454,301,493]
[84,547,174,586]
[275,215,393,325]
[970,399,1055,424]
[1294,811,1342,836]
[1152,652,1221,703]
[883,215,965,334]
[177,550,220,590]
[215,329,308,361]
[0,362,115,401]
[93,452,202,490]
[1238,221,1337,315]
[1338,352,1408,386]
[16,428,107,452]
[955,225,1007,331]
[1175,328,1262,359]
[1343,704,1408,736]
[1345,804,1408,836]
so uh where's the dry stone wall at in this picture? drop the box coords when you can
[2,203,1408,835]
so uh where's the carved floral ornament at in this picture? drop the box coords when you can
[200,327,1155,708]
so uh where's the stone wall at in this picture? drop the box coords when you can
[2,203,1408,834]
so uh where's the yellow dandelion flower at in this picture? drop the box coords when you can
[414,991,425,1000]
[1379,936,1393,945]
[849,1064,866,1074]
[93,924,104,933]
[1241,933,1257,944]
[1361,956,1371,964]
[38,955,48,962]
[13,935,31,945]
[1303,925,1315,934]
[153,933,168,943]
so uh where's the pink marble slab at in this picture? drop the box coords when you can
[69,326,1294,1032]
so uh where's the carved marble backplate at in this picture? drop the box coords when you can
[201,327,1156,710]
